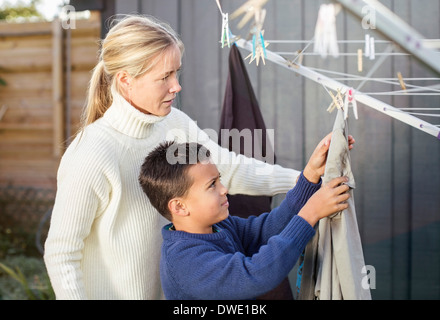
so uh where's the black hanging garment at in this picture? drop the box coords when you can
[219,44,293,300]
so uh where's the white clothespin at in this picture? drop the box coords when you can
[221,12,232,48]
[364,34,375,60]
[344,88,358,119]
[313,4,339,58]
[216,0,233,48]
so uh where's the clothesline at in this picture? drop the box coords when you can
[266,39,440,46]
[308,67,440,88]
[234,38,440,140]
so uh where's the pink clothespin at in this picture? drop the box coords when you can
[344,88,358,119]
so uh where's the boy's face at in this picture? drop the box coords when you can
[181,162,229,233]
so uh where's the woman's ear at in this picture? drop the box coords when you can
[168,198,189,217]
[115,70,132,96]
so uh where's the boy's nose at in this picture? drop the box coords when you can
[220,183,228,195]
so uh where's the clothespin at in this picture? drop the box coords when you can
[245,29,269,65]
[244,8,268,65]
[230,0,269,30]
[397,72,407,92]
[327,89,344,113]
[364,34,375,60]
[221,12,232,47]
[216,0,234,48]
[285,50,304,76]
[357,49,363,72]
[344,88,358,119]
[313,4,339,58]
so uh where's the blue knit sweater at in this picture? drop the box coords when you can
[160,172,321,300]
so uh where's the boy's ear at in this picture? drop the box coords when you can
[168,198,189,217]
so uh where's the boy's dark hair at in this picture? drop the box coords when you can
[139,141,211,221]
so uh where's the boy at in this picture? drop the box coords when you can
[139,141,350,300]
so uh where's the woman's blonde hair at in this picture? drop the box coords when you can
[81,15,184,129]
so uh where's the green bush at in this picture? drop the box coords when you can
[0,255,54,300]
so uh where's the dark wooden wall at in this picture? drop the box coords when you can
[114,0,440,299]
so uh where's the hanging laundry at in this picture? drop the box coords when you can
[298,108,371,300]
[219,44,293,300]
[313,4,340,58]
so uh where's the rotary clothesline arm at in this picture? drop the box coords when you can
[333,0,440,75]
[234,38,440,140]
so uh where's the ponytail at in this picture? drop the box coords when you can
[80,60,113,129]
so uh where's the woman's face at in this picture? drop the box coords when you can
[127,45,182,116]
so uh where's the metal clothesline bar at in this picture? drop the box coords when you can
[333,0,440,75]
[234,38,440,140]
[275,52,410,56]
[266,39,391,44]
[266,39,440,46]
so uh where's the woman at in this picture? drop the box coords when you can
[44,15,340,300]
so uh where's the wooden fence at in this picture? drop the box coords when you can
[0,12,101,189]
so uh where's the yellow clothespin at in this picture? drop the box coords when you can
[230,0,269,29]
[285,59,300,69]
[343,87,358,119]
[397,72,407,92]
[285,50,304,76]
[357,49,363,72]
[327,89,344,113]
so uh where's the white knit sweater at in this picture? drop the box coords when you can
[44,91,300,300]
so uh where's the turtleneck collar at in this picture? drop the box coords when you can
[103,87,167,139]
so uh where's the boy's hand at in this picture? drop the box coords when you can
[303,133,355,184]
[298,176,350,227]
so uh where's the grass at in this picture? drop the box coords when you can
[0,193,54,300]
[0,255,54,300]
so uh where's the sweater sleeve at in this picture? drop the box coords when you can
[229,172,321,254]
[162,215,315,300]
[43,132,113,300]
[167,108,301,195]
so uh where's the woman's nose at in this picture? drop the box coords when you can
[169,76,182,94]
